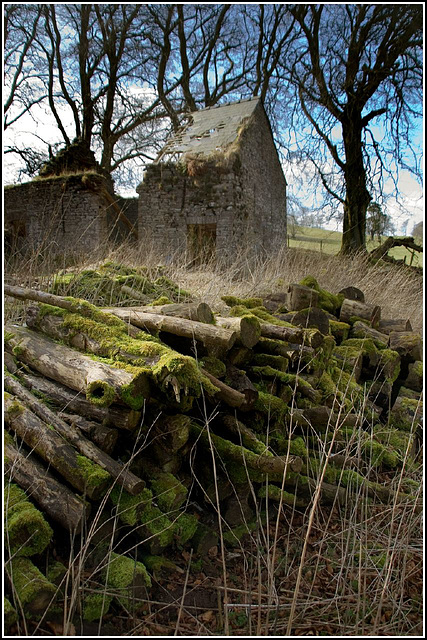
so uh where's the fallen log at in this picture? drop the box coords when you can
[379,318,413,334]
[5,324,150,409]
[215,316,261,348]
[4,438,89,531]
[260,323,324,349]
[58,413,118,455]
[133,302,214,324]
[349,321,389,347]
[5,483,53,557]
[19,372,141,431]
[4,375,145,495]
[6,557,56,618]
[5,393,112,500]
[102,307,237,356]
[224,364,259,407]
[340,298,381,326]
[389,331,423,362]
[200,368,248,409]
[286,284,319,311]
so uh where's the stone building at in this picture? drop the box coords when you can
[137,96,287,263]
[4,140,138,257]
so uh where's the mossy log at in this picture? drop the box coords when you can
[5,393,111,500]
[4,438,89,531]
[221,414,269,455]
[4,283,141,338]
[289,406,359,430]
[190,423,302,475]
[291,307,330,335]
[20,372,141,431]
[250,366,322,403]
[403,361,423,392]
[224,364,259,407]
[4,597,18,630]
[4,375,145,495]
[135,302,214,324]
[349,321,389,347]
[260,322,324,349]
[340,298,381,326]
[333,347,363,381]
[388,331,423,362]
[258,484,309,509]
[287,284,319,311]
[6,557,56,618]
[200,368,248,409]
[5,324,150,410]
[102,306,237,356]
[379,318,413,334]
[59,412,118,455]
[5,483,53,557]
[215,316,261,348]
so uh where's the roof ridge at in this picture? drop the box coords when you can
[193,95,260,115]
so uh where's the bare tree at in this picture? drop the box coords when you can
[281,5,423,254]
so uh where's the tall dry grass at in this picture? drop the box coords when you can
[4,236,423,636]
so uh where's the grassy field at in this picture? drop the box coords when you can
[4,239,423,637]
[288,225,423,267]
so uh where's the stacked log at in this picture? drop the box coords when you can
[3,275,422,624]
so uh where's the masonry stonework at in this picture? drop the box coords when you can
[137,97,287,263]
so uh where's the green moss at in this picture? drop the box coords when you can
[86,380,116,407]
[4,331,15,344]
[252,353,289,371]
[76,455,111,490]
[376,349,400,383]
[83,592,113,623]
[254,390,288,420]
[329,320,350,342]
[174,512,199,544]
[200,356,227,379]
[4,597,18,628]
[138,554,181,576]
[341,337,377,357]
[110,486,152,526]
[150,472,187,512]
[5,484,53,557]
[223,521,257,545]
[103,552,151,609]
[8,557,56,617]
[348,315,370,326]
[140,505,175,548]
[289,436,308,458]
[361,439,398,468]
[46,561,68,586]
[221,296,263,308]
[152,296,172,306]
[258,485,307,508]
[299,276,344,314]
[229,305,294,327]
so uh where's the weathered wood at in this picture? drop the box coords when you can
[102,307,237,356]
[379,318,413,334]
[4,439,88,531]
[389,331,423,362]
[5,393,111,500]
[59,413,118,454]
[260,322,324,349]
[225,364,259,408]
[291,307,330,335]
[215,316,261,348]
[135,302,214,324]
[19,372,141,431]
[403,361,423,392]
[287,284,319,311]
[4,376,145,495]
[4,283,141,337]
[338,286,365,303]
[349,321,389,347]
[262,292,289,313]
[5,324,150,409]
[200,368,248,409]
[340,298,381,326]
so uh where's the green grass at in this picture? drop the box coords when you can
[288,226,423,267]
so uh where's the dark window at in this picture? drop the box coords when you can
[187,223,216,265]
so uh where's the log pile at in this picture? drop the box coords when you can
[3,274,423,626]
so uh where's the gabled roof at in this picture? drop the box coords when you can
[156,97,260,162]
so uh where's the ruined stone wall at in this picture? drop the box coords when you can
[238,104,287,252]
[137,162,247,261]
[4,175,109,256]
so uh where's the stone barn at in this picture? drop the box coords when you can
[4,139,138,258]
[137,96,287,263]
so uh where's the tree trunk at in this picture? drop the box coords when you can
[19,372,141,431]
[5,393,112,500]
[200,368,248,409]
[215,316,261,348]
[260,323,324,349]
[134,302,214,324]
[340,113,371,254]
[339,298,381,326]
[4,440,89,532]
[5,324,150,409]
[4,375,145,495]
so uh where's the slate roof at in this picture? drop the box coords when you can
[156,97,260,162]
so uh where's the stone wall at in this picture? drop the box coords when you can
[4,174,110,256]
[137,102,287,263]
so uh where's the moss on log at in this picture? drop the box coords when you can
[5,483,53,557]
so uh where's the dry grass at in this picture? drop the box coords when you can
[4,237,423,636]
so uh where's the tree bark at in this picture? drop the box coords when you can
[200,368,248,409]
[134,302,214,324]
[215,316,261,348]
[349,321,389,347]
[260,323,324,349]
[59,412,118,455]
[5,324,150,409]
[4,440,89,532]
[339,298,381,326]
[379,318,413,334]
[19,372,141,431]
[5,393,112,500]
[4,375,145,495]
[102,307,237,356]
[225,364,259,408]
